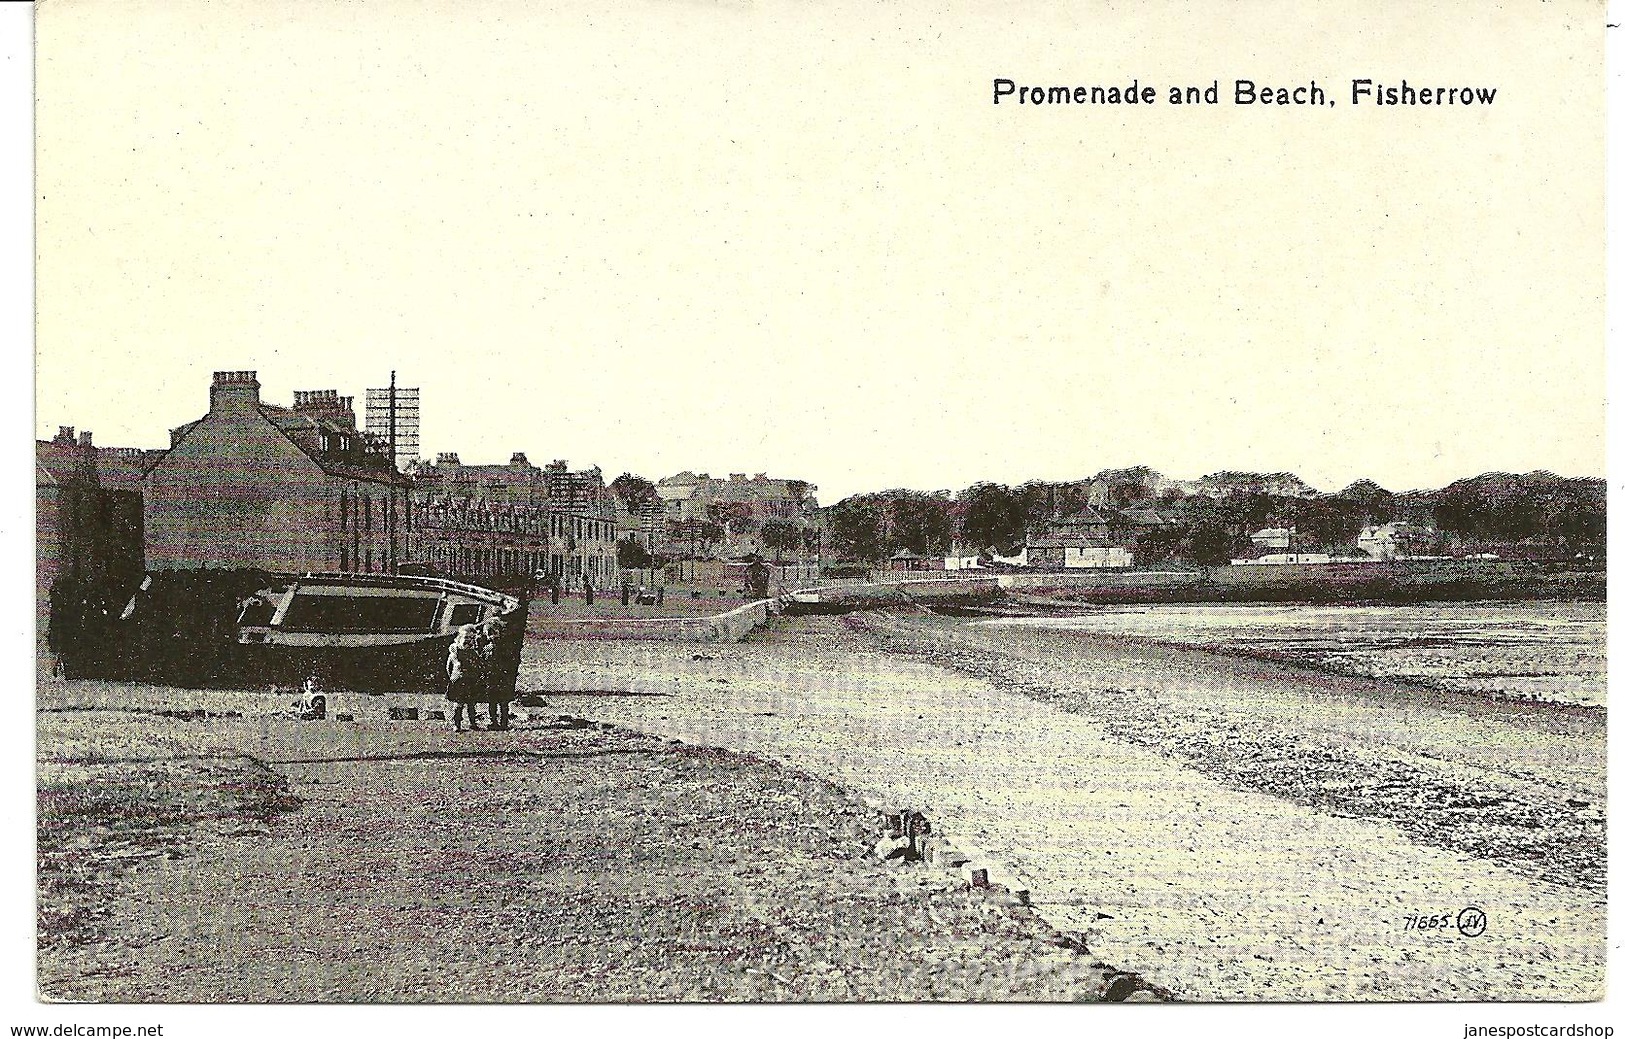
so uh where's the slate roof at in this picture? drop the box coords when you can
[159,402,408,488]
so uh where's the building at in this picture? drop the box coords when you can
[410,455,619,589]
[1232,552,1333,565]
[654,471,819,559]
[1357,522,1435,561]
[1250,527,1295,550]
[1025,537,1133,569]
[364,382,420,472]
[886,548,942,572]
[37,427,148,669]
[614,497,664,552]
[1022,506,1113,568]
[1048,508,1112,546]
[145,371,411,573]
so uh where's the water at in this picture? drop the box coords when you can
[981,601,1607,707]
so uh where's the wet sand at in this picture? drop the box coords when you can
[527,612,1605,1001]
[37,678,1127,1002]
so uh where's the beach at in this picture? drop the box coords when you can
[524,610,1606,1001]
[36,605,1605,1002]
[37,675,1132,1003]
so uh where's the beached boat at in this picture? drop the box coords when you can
[55,570,528,695]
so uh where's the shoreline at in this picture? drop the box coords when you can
[510,614,1605,1000]
[859,611,1605,893]
[967,608,1607,716]
[36,605,1607,1002]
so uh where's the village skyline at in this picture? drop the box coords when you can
[32,363,1607,509]
[34,2,1603,508]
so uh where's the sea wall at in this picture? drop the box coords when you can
[785,576,1002,611]
[543,598,774,643]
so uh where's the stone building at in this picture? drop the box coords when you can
[410,454,619,589]
[37,427,150,669]
[654,471,819,559]
[144,371,411,573]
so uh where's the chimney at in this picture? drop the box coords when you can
[510,452,530,468]
[436,452,460,467]
[78,431,93,447]
[292,388,356,429]
[55,426,74,444]
[210,370,261,412]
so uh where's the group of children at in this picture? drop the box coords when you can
[444,618,515,731]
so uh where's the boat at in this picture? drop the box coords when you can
[54,569,528,696]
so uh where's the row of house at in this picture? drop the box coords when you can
[38,371,628,620]
[409,453,619,588]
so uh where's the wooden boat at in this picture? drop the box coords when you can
[56,569,528,695]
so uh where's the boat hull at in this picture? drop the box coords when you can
[52,569,529,696]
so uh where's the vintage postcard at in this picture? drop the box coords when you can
[26,0,1610,1027]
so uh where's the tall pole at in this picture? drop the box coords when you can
[388,370,397,470]
[388,371,398,571]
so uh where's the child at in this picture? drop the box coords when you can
[446,625,485,731]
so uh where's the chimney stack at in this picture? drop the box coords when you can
[292,388,356,429]
[210,370,261,412]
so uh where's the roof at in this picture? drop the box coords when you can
[156,403,408,488]
[260,407,409,486]
[1119,508,1168,525]
[1054,508,1110,525]
[889,548,921,559]
[36,440,89,485]
[1027,535,1099,549]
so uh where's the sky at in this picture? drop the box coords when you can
[33,0,1604,503]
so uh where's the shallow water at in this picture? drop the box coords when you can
[980,601,1607,707]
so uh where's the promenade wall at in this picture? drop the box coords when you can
[542,598,774,643]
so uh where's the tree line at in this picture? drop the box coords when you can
[817,470,1605,566]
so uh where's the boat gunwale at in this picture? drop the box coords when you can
[291,571,524,614]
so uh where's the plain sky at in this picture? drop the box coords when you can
[34,0,1604,502]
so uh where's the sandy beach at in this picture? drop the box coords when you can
[36,605,1604,1002]
[37,676,1132,1003]
[523,610,1606,1001]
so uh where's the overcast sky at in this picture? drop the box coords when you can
[34,0,1603,503]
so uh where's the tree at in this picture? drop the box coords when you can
[1336,479,1395,525]
[609,473,659,513]
[825,495,888,562]
[666,518,724,558]
[761,520,800,563]
[958,482,1025,556]
[707,501,760,535]
[888,490,953,556]
[616,538,652,570]
[1186,519,1238,568]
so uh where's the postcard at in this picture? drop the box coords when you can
[28,0,1609,1025]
